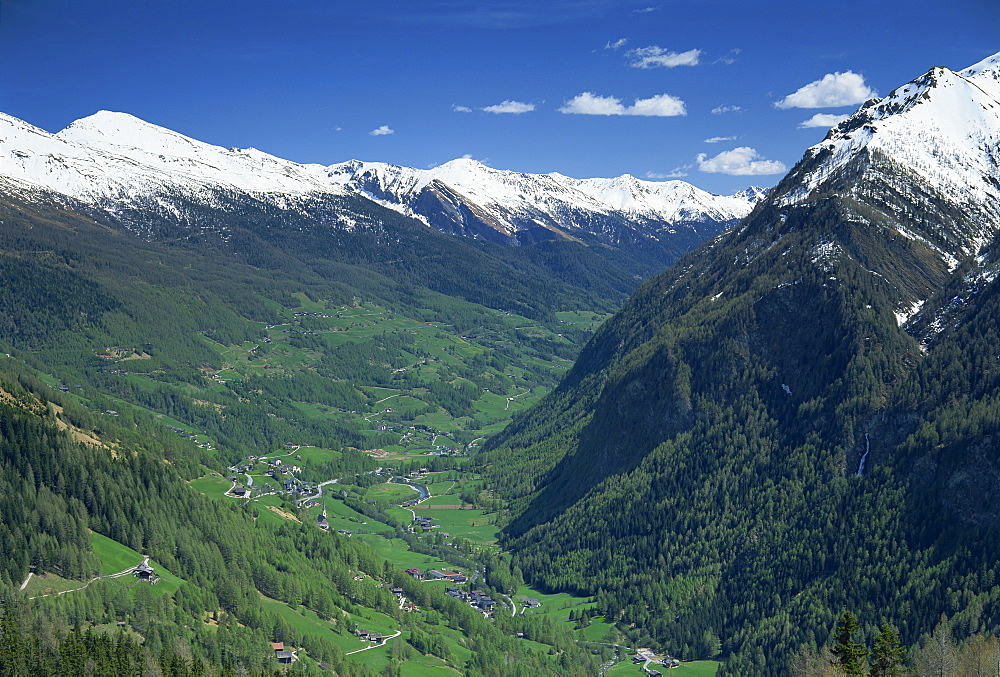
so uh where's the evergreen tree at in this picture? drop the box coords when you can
[869,624,905,677]
[830,612,867,676]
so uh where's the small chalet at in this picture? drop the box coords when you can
[133,562,158,584]
[232,485,248,497]
[275,650,294,664]
[524,598,541,608]
[405,568,423,580]
[337,529,352,536]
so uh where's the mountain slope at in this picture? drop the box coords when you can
[327,157,762,253]
[479,51,1000,672]
[0,110,763,283]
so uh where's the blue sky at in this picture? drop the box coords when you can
[2,0,997,194]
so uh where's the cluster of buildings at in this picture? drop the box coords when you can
[354,629,386,644]
[270,642,294,664]
[293,311,337,319]
[632,648,681,672]
[445,587,496,613]
[414,515,438,532]
[403,568,467,583]
[426,445,459,456]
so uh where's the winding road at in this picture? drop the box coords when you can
[345,630,402,655]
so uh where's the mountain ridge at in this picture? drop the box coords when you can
[1,110,765,252]
[479,49,1000,672]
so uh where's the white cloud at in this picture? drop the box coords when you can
[632,6,659,14]
[704,135,736,144]
[775,71,877,109]
[696,147,787,176]
[452,104,473,113]
[627,46,701,69]
[481,100,535,114]
[646,166,690,179]
[798,112,850,128]
[711,105,743,115]
[715,48,742,65]
[559,92,686,116]
[605,38,628,50]
[369,125,394,136]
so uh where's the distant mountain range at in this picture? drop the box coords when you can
[480,51,1000,673]
[0,109,764,270]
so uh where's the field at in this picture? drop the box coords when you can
[22,289,695,673]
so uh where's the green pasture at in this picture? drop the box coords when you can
[289,445,343,464]
[189,474,231,497]
[355,535,459,573]
[346,635,464,676]
[257,595,363,653]
[88,532,184,596]
[410,508,498,543]
[21,572,87,598]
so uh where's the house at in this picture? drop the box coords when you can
[369,634,384,644]
[338,529,352,536]
[405,568,423,580]
[524,598,541,608]
[275,650,294,664]
[133,562,155,580]
[270,642,284,652]
[232,485,247,497]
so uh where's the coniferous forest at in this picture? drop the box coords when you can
[4,51,1000,674]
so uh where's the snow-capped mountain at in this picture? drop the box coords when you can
[778,52,1000,272]
[0,111,345,203]
[325,158,762,245]
[0,110,762,255]
[752,51,1000,332]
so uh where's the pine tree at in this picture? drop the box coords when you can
[869,624,905,676]
[830,611,867,676]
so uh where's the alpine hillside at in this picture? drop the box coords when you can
[479,51,1000,673]
[0,110,764,282]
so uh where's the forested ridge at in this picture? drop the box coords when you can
[0,186,631,673]
[479,156,1000,672]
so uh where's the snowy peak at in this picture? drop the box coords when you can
[760,51,1000,333]
[961,51,1000,95]
[328,157,760,243]
[57,110,208,157]
[1,110,342,202]
[782,50,1000,220]
[0,109,763,252]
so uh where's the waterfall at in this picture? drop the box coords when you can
[856,433,870,476]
